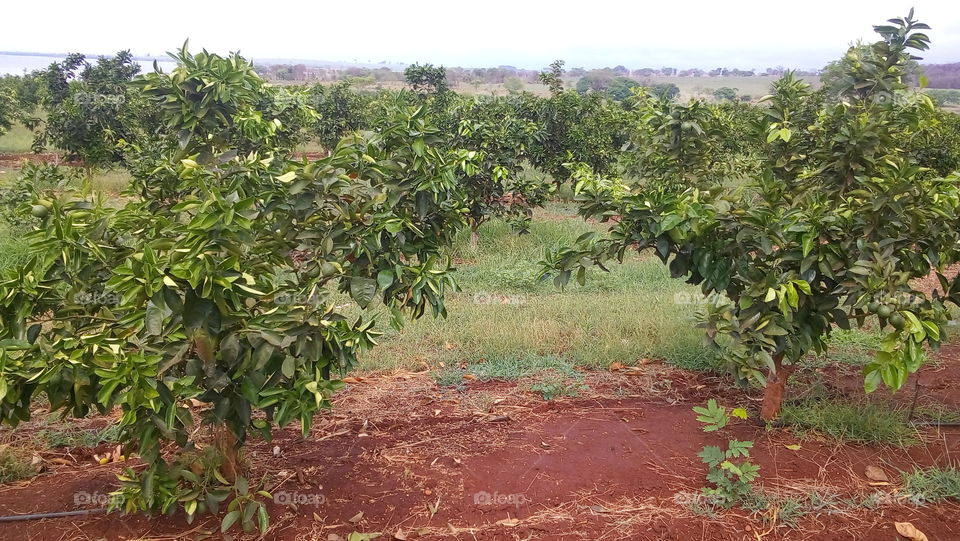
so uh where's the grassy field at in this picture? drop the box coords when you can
[0,123,36,154]
[356,204,717,373]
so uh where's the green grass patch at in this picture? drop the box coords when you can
[902,467,960,504]
[779,398,918,446]
[0,445,35,484]
[0,222,29,274]
[35,424,121,449]
[357,204,717,374]
[434,354,586,399]
[804,329,883,367]
[0,122,37,154]
[914,404,960,424]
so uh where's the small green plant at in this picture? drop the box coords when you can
[693,399,747,431]
[694,400,759,507]
[528,371,585,400]
[902,467,960,504]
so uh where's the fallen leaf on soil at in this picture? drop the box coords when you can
[49,457,73,466]
[313,512,323,522]
[496,518,521,526]
[393,530,409,541]
[347,533,381,541]
[784,444,802,451]
[608,362,625,371]
[865,465,889,482]
[427,496,440,518]
[349,511,364,523]
[894,522,928,541]
[463,374,477,381]
[731,407,748,419]
[342,377,363,384]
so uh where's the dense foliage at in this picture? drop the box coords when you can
[0,47,473,532]
[545,10,960,421]
[32,51,145,169]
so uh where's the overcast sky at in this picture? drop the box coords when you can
[1,1,958,70]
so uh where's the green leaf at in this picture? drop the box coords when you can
[764,288,777,302]
[145,301,164,336]
[281,356,296,379]
[221,510,241,533]
[258,504,269,534]
[350,277,378,309]
[276,171,297,183]
[376,270,395,292]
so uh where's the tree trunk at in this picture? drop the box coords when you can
[214,428,241,483]
[760,353,794,422]
[469,226,479,251]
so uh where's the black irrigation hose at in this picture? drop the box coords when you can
[0,508,105,523]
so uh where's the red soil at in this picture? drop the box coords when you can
[0,356,958,540]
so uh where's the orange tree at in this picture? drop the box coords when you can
[544,11,960,421]
[516,60,631,183]
[0,47,472,532]
[446,94,550,247]
[32,51,146,172]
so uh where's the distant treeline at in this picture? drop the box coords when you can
[923,63,960,89]
[253,63,823,85]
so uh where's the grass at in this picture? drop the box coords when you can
[0,224,29,273]
[914,404,960,424]
[434,353,587,399]
[355,203,717,374]
[779,398,918,446]
[35,424,121,449]
[0,122,37,154]
[803,329,884,368]
[902,467,960,504]
[0,445,35,484]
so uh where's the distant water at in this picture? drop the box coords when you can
[0,54,177,76]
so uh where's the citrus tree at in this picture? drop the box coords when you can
[0,76,19,137]
[618,89,730,187]
[309,81,372,150]
[517,61,631,182]
[33,51,144,172]
[0,47,471,532]
[544,11,960,421]
[446,95,549,247]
